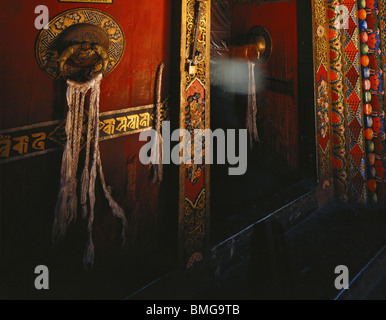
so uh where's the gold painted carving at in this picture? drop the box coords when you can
[185,0,208,86]
[184,189,207,268]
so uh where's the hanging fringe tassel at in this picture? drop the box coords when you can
[52,73,128,270]
[53,84,85,242]
[150,62,165,183]
[246,60,259,151]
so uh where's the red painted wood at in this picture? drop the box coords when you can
[0,0,171,129]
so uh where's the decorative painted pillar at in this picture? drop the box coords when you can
[327,0,349,200]
[312,0,334,189]
[358,0,386,204]
[381,1,386,94]
[381,0,386,97]
[179,0,211,268]
[376,0,386,203]
[341,0,367,204]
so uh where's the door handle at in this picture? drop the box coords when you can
[55,23,111,82]
[57,43,110,80]
[230,25,272,64]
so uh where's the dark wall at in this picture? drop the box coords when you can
[297,0,317,182]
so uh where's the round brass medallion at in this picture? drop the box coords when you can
[35,8,125,81]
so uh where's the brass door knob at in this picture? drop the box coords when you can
[246,25,272,64]
[229,26,272,63]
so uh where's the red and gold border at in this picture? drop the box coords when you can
[179,0,211,269]
[312,0,334,189]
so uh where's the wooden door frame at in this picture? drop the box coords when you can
[178,0,211,269]
[177,0,339,268]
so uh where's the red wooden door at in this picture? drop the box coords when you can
[0,0,175,299]
[232,1,299,176]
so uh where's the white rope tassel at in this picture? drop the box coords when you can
[83,74,128,269]
[52,73,128,270]
[52,85,76,243]
[52,83,87,242]
[80,94,95,219]
[83,81,100,269]
[246,61,259,150]
[150,62,165,183]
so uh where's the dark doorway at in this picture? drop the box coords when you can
[210,0,316,244]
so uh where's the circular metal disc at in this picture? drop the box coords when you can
[35,8,125,79]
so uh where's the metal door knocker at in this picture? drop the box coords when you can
[56,23,110,82]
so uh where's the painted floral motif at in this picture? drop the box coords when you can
[367,12,379,29]
[368,31,381,51]
[366,0,378,10]
[54,13,82,31]
[317,77,330,142]
[317,25,326,38]
[373,115,385,136]
[185,93,205,185]
[102,20,121,41]
[369,53,382,69]
[370,72,383,92]
[186,93,205,130]
[375,159,385,180]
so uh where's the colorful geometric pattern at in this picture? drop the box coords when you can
[328,0,349,199]
[381,0,386,91]
[312,0,334,189]
[358,0,386,204]
[311,0,386,204]
[378,0,386,203]
[342,0,368,204]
